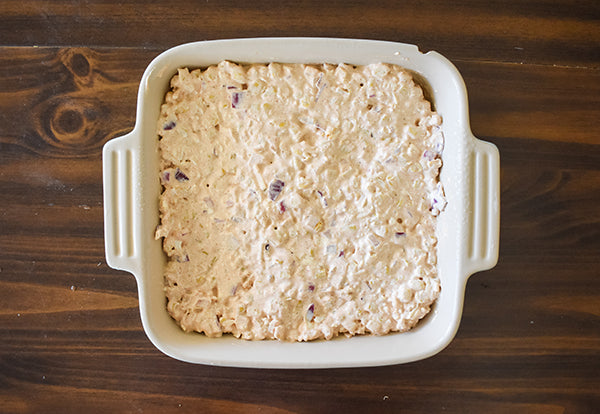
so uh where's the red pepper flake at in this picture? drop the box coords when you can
[308,284,315,292]
[338,250,345,257]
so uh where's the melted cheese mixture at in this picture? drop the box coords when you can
[155,61,446,341]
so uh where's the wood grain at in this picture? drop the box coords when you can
[1,1,599,413]
[462,62,600,144]
[0,47,146,157]
[1,1,599,67]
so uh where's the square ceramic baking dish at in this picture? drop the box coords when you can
[102,38,499,368]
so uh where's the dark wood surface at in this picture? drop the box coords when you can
[1,1,599,413]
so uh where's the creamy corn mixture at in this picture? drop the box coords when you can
[155,61,446,341]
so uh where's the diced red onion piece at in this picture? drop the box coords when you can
[231,92,243,108]
[163,121,176,130]
[306,304,315,322]
[423,150,436,161]
[316,190,328,207]
[176,254,189,263]
[175,169,189,182]
[268,179,285,201]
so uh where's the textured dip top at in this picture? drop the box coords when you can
[155,61,446,341]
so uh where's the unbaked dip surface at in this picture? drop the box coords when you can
[155,61,446,341]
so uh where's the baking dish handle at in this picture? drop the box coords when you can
[102,131,140,276]
[465,137,500,276]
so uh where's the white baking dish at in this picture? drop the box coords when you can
[102,38,499,368]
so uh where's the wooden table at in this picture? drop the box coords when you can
[1,1,598,412]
